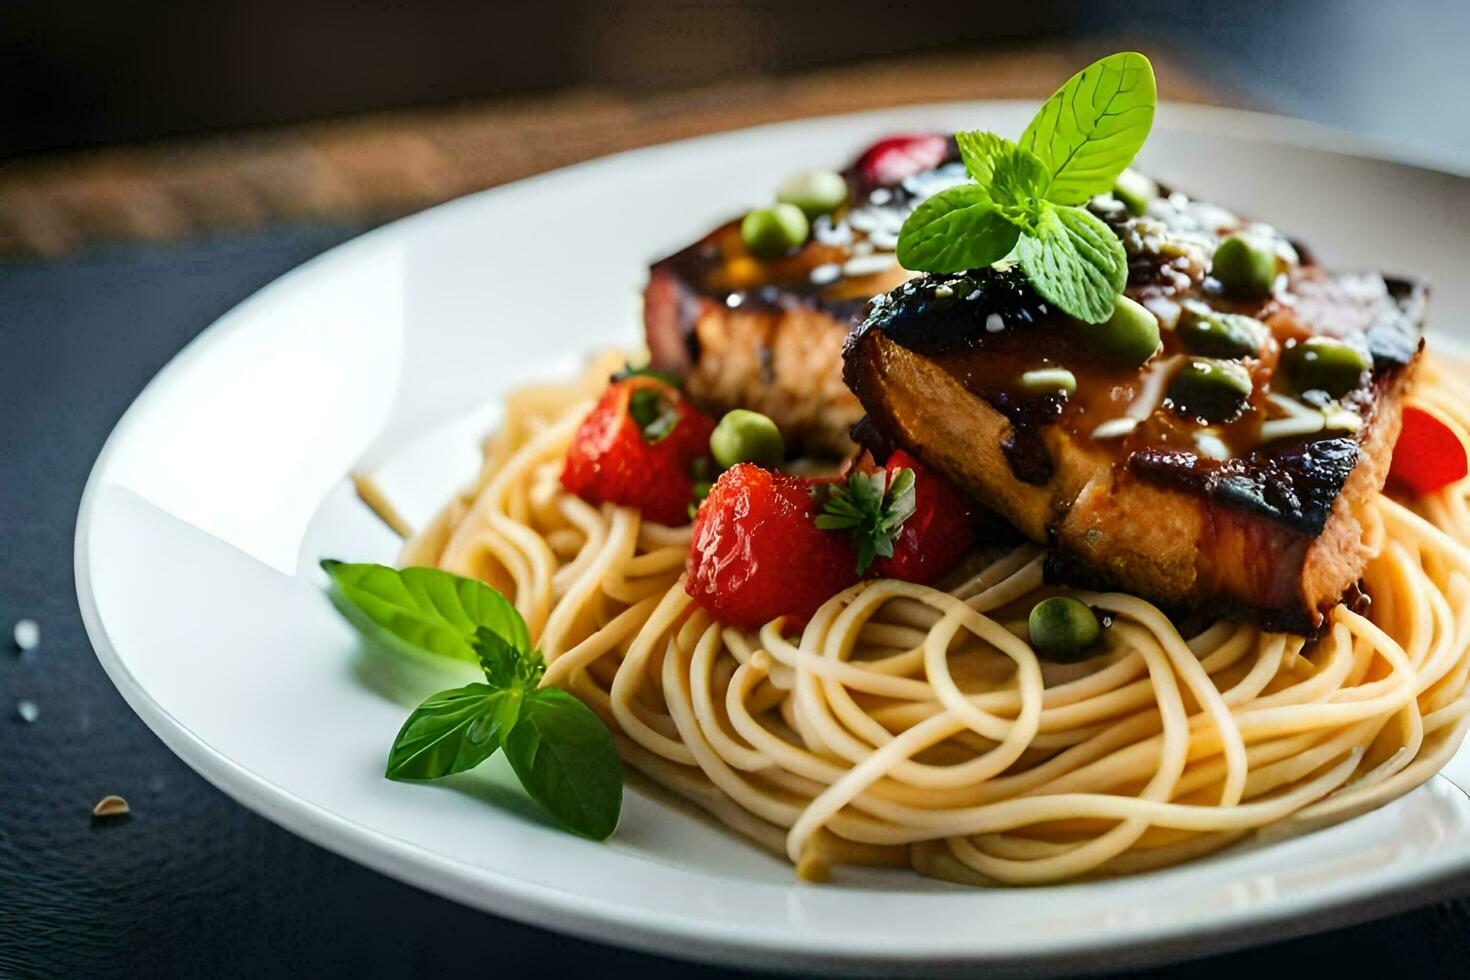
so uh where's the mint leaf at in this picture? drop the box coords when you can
[628,387,680,444]
[978,141,1049,225]
[954,130,1011,186]
[896,184,1020,274]
[474,625,545,691]
[322,561,533,664]
[502,689,623,840]
[1020,51,1156,206]
[385,683,524,781]
[323,562,533,661]
[1017,204,1128,324]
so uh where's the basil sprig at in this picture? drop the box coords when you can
[896,51,1156,324]
[322,561,623,840]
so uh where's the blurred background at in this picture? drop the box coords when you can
[2,0,1466,258]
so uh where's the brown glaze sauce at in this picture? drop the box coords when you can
[857,189,1425,536]
[657,145,967,320]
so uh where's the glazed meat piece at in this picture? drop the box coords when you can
[844,193,1425,633]
[644,136,963,456]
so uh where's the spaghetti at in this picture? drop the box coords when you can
[399,353,1470,886]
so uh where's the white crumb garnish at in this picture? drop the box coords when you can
[842,254,898,277]
[1092,418,1139,440]
[809,263,841,286]
[1196,432,1231,460]
[985,313,1005,333]
[1019,368,1077,395]
[1261,415,1326,441]
[13,619,39,652]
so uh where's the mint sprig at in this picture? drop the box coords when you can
[815,467,917,574]
[895,51,1155,324]
[323,561,623,840]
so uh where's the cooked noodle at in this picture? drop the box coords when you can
[400,352,1470,885]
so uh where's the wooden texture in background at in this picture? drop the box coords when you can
[0,42,1228,257]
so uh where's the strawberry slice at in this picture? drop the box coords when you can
[854,134,949,190]
[561,375,715,526]
[686,464,859,628]
[1390,403,1469,497]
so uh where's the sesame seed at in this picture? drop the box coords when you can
[985,313,1005,333]
[13,619,39,652]
[16,701,38,723]
[725,293,743,308]
[868,188,893,206]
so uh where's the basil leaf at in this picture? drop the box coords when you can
[1020,51,1156,206]
[1016,204,1128,324]
[502,689,622,840]
[322,561,532,664]
[385,683,524,781]
[473,625,545,691]
[896,184,1020,274]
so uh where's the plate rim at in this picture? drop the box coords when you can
[74,100,1470,974]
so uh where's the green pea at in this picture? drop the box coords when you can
[1028,597,1103,662]
[776,169,849,219]
[710,409,785,469]
[741,204,809,258]
[1281,337,1371,399]
[1112,168,1158,217]
[1210,233,1277,298]
[1167,358,1254,422]
[1088,295,1161,367]
[1177,301,1266,359]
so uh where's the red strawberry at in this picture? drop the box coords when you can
[686,464,859,628]
[867,450,976,584]
[1390,404,1469,497]
[854,134,949,189]
[561,375,715,526]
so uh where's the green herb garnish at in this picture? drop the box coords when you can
[611,361,681,387]
[322,561,622,840]
[815,467,917,574]
[896,51,1156,323]
[628,386,681,444]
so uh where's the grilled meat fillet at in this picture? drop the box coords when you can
[844,199,1425,633]
[644,140,964,456]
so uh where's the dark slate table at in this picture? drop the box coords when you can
[3,226,1468,977]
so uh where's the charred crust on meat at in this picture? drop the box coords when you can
[854,266,1049,356]
[1128,438,1359,537]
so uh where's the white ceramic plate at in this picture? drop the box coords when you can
[77,103,1470,976]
